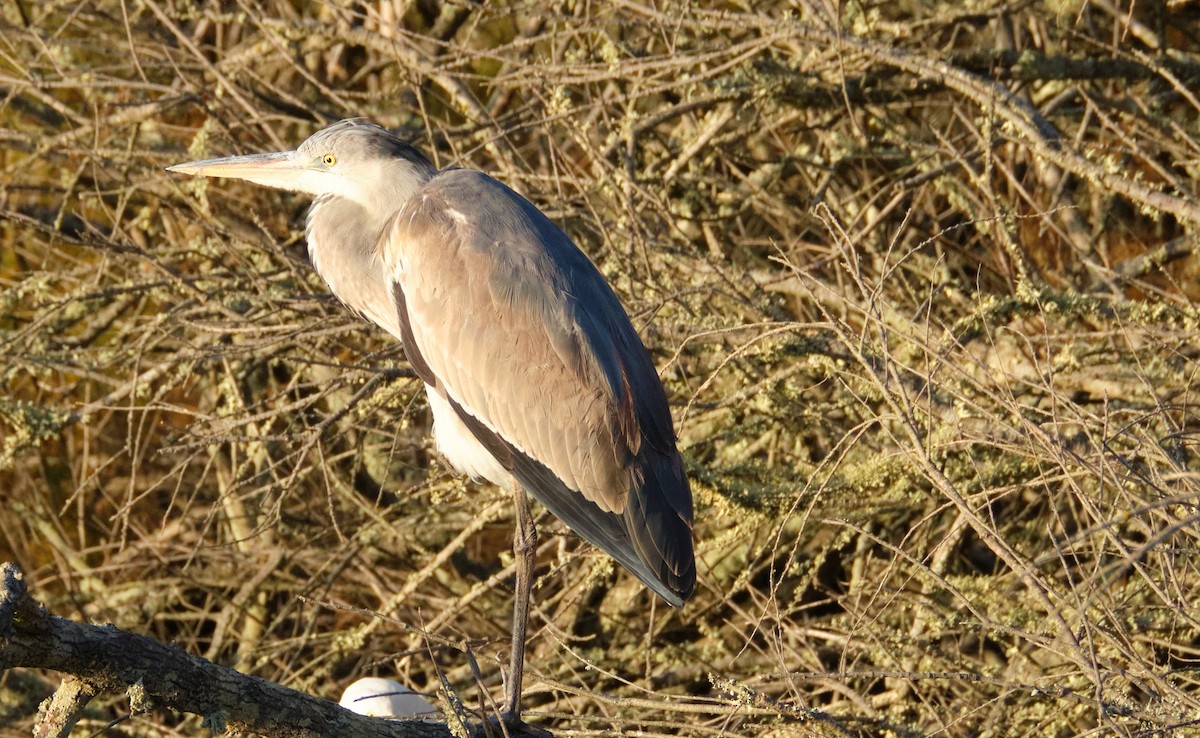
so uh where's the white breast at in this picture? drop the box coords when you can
[425,386,511,488]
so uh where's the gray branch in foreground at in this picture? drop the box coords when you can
[0,562,547,738]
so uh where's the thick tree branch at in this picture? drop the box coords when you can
[0,563,546,738]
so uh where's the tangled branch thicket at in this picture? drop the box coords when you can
[3,0,1200,735]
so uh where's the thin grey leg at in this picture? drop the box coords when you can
[503,485,537,719]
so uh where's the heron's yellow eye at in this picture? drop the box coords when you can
[323,154,337,166]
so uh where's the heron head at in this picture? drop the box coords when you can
[167,118,436,209]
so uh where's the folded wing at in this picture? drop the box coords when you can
[384,170,695,604]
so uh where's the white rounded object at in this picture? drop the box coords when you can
[338,677,438,720]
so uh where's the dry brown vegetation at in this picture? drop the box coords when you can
[4,0,1200,735]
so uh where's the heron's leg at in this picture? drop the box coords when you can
[503,485,537,719]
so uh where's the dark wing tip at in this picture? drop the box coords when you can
[445,395,696,606]
[644,550,695,608]
[626,450,696,607]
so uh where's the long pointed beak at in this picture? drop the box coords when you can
[167,150,308,191]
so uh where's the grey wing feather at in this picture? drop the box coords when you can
[447,393,692,605]
[385,169,695,603]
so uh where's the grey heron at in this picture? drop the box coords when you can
[168,118,696,723]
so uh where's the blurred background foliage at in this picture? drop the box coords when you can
[3,0,1200,735]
